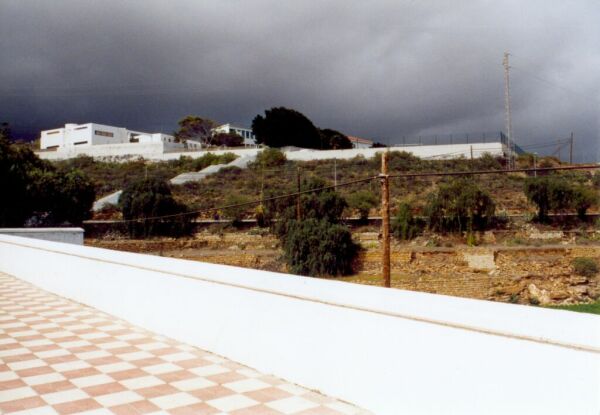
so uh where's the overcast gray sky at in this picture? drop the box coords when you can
[1,0,598,161]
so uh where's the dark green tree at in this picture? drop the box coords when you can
[524,177,580,222]
[572,186,598,220]
[392,203,421,240]
[174,115,215,145]
[252,107,321,148]
[347,190,378,221]
[120,177,191,237]
[319,129,352,149]
[425,178,495,232]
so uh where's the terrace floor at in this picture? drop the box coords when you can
[0,272,369,415]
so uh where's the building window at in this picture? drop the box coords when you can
[94,130,114,137]
[73,141,88,145]
[46,131,60,135]
[74,126,88,130]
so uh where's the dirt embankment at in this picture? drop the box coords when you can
[86,231,600,306]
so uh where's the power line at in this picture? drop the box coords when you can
[114,164,599,224]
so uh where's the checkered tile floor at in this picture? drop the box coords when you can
[0,273,369,414]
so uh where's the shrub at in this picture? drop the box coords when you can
[425,178,495,233]
[392,203,421,240]
[347,190,378,221]
[253,148,287,168]
[222,194,251,227]
[572,186,598,220]
[572,257,599,277]
[119,177,191,238]
[281,219,358,276]
[524,176,575,222]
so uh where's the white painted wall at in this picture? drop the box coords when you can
[0,228,83,245]
[37,142,505,162]
[0,234,597,415]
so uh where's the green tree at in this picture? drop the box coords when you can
[347,190,378,221]
[174,115,215,145]
[282,219,358,276]
[392,203,421,240]
[524,177,579,222]
[572,186,598,220]
[425,178,495,232]
[252,107,321,148]
[319,129,352,149]
[120,177,190,237]
[0,129,95,226]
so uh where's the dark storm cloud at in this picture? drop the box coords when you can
[1,0,598,161]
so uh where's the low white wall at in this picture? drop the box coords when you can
[37,142,505,163]
[0,234,597,415]
[0,228,83,245]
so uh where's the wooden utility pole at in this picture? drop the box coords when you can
[503,52,514,169]
[296,166,302,221]
[380,152,391,288]
[569,132,574,164]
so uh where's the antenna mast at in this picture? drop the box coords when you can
[503,52,514,169]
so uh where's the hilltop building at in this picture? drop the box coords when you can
[40,123,182,151]
[348,135,373,148]
[212,123,256,146]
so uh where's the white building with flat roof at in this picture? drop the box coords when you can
[212,123,256,146]
[40,123,181,151]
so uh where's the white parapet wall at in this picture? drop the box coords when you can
[37,142,505,162]
[0,228,84,245]
[0,234,597,415]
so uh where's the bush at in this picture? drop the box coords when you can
[572,257,599,277]
[524,176,596,221]
[573,186,598,220]
[119,177,191,237]
[392,203,421,240]
[281,219,358,276]
[253,148,287,168]
[222,194,251,227]
[425,178,495,233]
[347,190,378,221]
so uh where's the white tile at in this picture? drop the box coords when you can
[160,352,196,362]
[0,347,29,357]
[22,338,53,347]
[189,364,229,377]
[150,392,200,410]
[36,348,71,358]
[0,371,19,381]
[9,358,46,371]
[75,350,111,360]
[143,363,181,375]
[267,396,319,414]
[120,376,165,389]
[115,333,146,341]
[30,323,59,330]
[75,409,113,415]
[45,330,73,339]
[204,355,227,364]
[97,341,129,350]
[51,360,90,372]
[10,406,58,415]
[70,374,114,388]
[207,394,259,412]
[79,332,110,340]
[1,321,26,328]
[171,377,215,391]
[117,351,153,361]
[97,324,126,332]
[97,362,135,373]
[58,340,90,349]
[0,386,36,402]
[136,342,168,351]
[42,388,88,404]
[0,337,18,345]
[11,329,38,337]
[237,368,261,378]
[23,372,66,386]
[224,378,271,393]
[95,391,143,406]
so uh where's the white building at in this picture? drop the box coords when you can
[348,136,373,149]
[212,123,256,146]
[40,123,182,151]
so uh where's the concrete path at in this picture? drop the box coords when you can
[0,272,368,415]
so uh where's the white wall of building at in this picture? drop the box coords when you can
[213,123,257,146]
[0,234,597,415]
